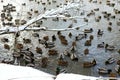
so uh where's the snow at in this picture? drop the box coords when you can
[25,27,47,30]
[2,63,117,80]
[0,1,86,33]
[24,2,81,28]
[0,2,82,33]
[0,63,55,80]
[0,63,99,80]
[56,73,97,80]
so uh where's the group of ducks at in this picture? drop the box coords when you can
[0,0,120,77]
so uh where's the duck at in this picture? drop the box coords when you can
[89,35,94,40]
[94,8,99,11]
[45,41,55,48]
[105,57,115,65]
[97,42,105,48]
[84,18,88,22]
[83,59,96,68]
[23,38,31,44]
[75,34,85,40]
[63,50,71,57]
[36,47,42,54]
[41,57,48,68]
[13,52,21,58]
[48,49,58,55]
[26,63,35,67]
[106,45,115,51]
[115,65,120,74]
[84,28,93,33]
[107,27,112,32]
[70,46,77,53]
[84,48,89,55]
[32,33,39,37]
[59,35,68,45]
[1,37,9,42]
[57,31,61,35]
[58,52,65,60]
[58,59,68,67]
[16,43,23,50]
[72,41,76,47]
[4,44,10,50]
[68,32,72,38]
[52,35,56,41]
[117,60,120,65]
[43,36,49,41]
[97,29,103,36]
[98,67,112,74]
[23,54,34,64]
[38,39,46,44]
[84,40,91,46]
[70,53,78,61]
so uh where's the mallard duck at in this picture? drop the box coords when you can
[84,48,89,55]
[105,57,115,65]
[98,67,112,74]
[117,60,120,65]
[115,65,120,74]
[63,50,70,57]
[75,34,85,40]
[97,29,103,36]
[4,44,10,50]
[83,59,96,68]
[32,33,39,37]
[23,38,31,44]
[48,49,58,55]
[84,28,93,33]
[70,46,77,53]
[16,43,23,50]
[58,60,68,67]
[36,47,42,54]
[52,35,56,41]
[38,39,46,44]
[106,45,115,51]
[97,42,104,48]
[1,37,9,42]
[70,53,78,61]
[41,57,48,68]
[45,41,55,48]
[84,40,91,46]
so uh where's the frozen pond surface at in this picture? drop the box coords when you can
[0,0,120,77]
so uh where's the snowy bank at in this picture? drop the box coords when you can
[0,63,118,80]
[56,73,97,80]
[0,63,97,80]
[0,63,55,80]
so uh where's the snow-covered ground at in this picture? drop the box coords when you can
[56,73,97,80]
[0,63,55,80]
[0,63,99,80]
[0,63,119,80]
